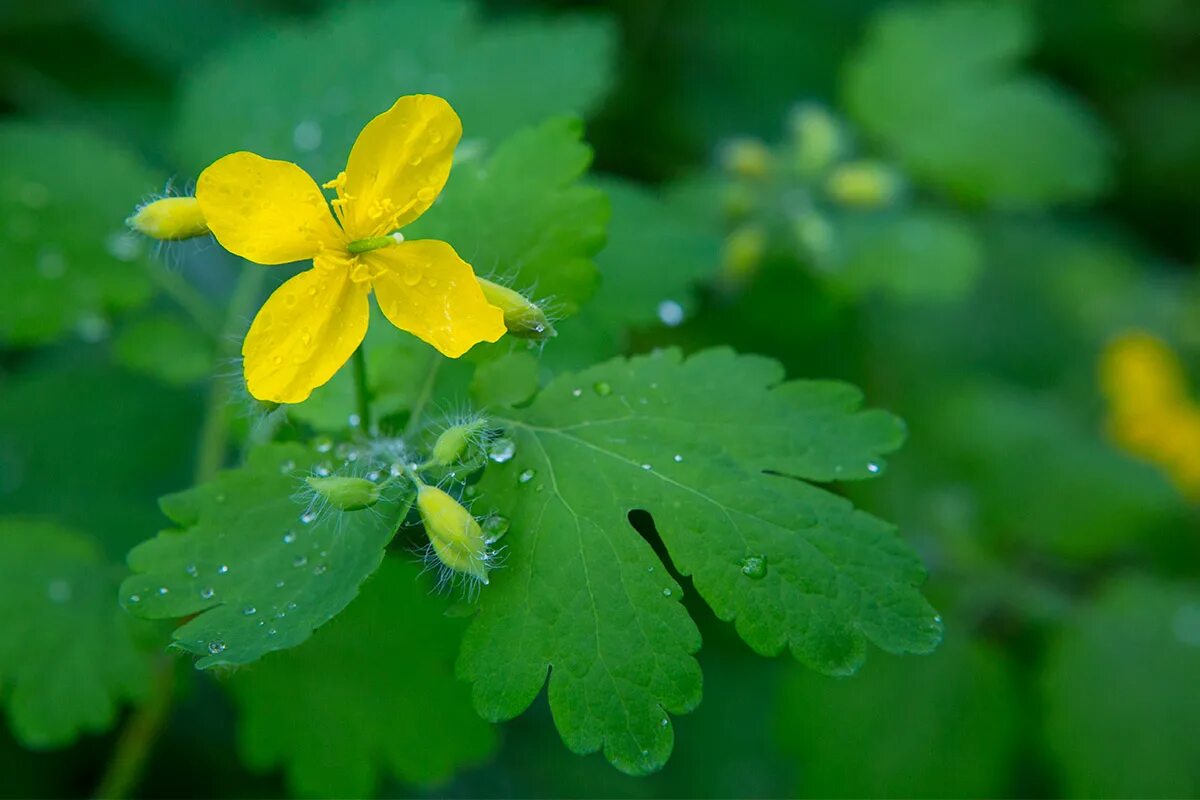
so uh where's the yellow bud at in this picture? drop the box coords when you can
[430,419,485,466]
[305,476,381,511]
[127,197,209,241]
[721,224,768,283]
[789,105,843,176]
[476,277,555,340]
[824,160,900,208]
[417,485,490,584]
[721,138,773,180]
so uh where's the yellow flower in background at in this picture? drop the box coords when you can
[1100,330,1200,498]
[196,94,505,403]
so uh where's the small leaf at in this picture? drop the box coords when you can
[460,348,939,774]
[845,1,1111,206]
[1042,576,1200,797]
[228,558,497,797]
[0,517,149,748]
[0,123,159,345]
[408,117,610,316]
[121,443,412,667]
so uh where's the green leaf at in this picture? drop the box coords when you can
[408,117,609,316]
[228,558,497,797]
[174,1,615,180]
[0,123,159,345]
[120,443,413,667]
[845,1,1111,206]
[1042,576,1200,797]
[471,350,540,409]
[113,313,213,385]
[0,517,149,748]
[778,625,1020,797]
[829,208,983,302]
[459,348,939,774]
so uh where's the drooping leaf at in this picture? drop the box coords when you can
[0,123,159,345]
[121,443,412,667]
[844,1,1111,206]
[1042,576,1200,798]
[459,347,939,774]
[408,117,609,316]
[0,518,149,748]
[228,558,496,798]
[777,625,1020,797]
[174,0,615,180]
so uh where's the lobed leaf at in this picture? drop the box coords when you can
[460,347,939,774]
[121,443,412,667]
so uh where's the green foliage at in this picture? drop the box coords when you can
[471,351,541,408]
[1042,576,1200,798]
[845,1,1111,206]
[120,443,413,667]
[0,518,149,748]
[174,1,615,180]
[409,117,610,316]
[459,347,939,774]
[113,313,213,385]
[228,558,496,797]
[0,123,158,345]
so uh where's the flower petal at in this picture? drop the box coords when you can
[368,240,505,358]
[197,152,343,265]
[242,254,369,403]
[341,95,462,239]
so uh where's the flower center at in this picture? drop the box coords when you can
[346,235,396,254]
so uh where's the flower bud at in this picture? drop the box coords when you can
[720,224,767,284]
[305,476,380,511]
[476,277,555,340]
[430,419,485,467]
[788,105,843,176]
[720,138,773,180]
[824,160,900,208]
[417,485,490,584]
[127,197,209,241]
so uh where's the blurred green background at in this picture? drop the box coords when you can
[1,0,1199,797]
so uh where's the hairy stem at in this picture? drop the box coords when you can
[403,352,442,439]
[95,264,267,799]
[352,345,372,432]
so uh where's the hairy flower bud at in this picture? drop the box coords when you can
[476,277,555,340]
[720,224,767,283]
[824,160,900,208]
[305,476,380,511]
[788,104,843,176]
[127,197,210,240]
[417,485,490,584]
[721,138,773,180]
[430,419,485,466]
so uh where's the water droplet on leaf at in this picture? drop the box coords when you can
[740,555,768,580]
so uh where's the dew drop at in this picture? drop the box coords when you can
[207,640,226,655]
[740,555,768,580]
[293,555,308,568]
[518,469,536,484]
[275,580,286,589]
[185,564,199,577]
[128,594,141,604]
[287,601,298,611]
[313,563,328,575]
[279,459,296,474]
[482,515,510,543]
[489,438,516,463]
[662,588,673,598]
[673,454,683,463]
[157,586,169,595]
[242,606,257,616]
[267,628,278,637]
[641,463,652,471]
[217,565,229,575]
[200,587,215,600]
[661,718,670,728]
[348,413,362,429]
[593,381,612,397]
[313,436,334,453]
[292,120,323,152]
[300,511,318,525]
[571,388,583,398]
[657,299,685,327]
[866,462,881,474]
[283,530,297,544]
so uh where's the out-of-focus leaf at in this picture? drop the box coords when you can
[0,518,149,748]
[174,0,615,180]
[471,351,540,409]
[845,1,1111,206]
[0,123,159,345]
[1042,576,1200,797]
[121,443,412,667]
[228,558,496,797]
[113,313,213,385]
[778,626,1020,798]
[460,347,938,774]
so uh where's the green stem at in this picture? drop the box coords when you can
[144,262,223,339]
[404,353,442,438]
[95,265,267,799]
[351,345,372,432]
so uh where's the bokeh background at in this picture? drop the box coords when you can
[1,0,1199,797]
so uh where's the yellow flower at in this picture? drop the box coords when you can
[196,95,506,403]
